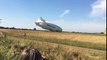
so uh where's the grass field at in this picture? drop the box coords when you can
[0,29,106,60]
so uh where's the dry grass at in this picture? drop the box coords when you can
[1,29,106,50]
[1,36,106,60]
[28,31,106,45]
[1,29,106,45]
[0,29,106,60]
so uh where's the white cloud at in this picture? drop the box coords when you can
[60,10,70,18]
[90,0,106,17]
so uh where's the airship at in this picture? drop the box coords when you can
[35,17,62,32]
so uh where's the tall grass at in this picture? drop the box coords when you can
[5,29,105,50]
[0,29,106,60]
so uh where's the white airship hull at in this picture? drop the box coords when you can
[35,17,62,32]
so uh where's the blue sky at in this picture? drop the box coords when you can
[0,0,106,33]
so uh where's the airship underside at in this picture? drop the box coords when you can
[35,17,62,32]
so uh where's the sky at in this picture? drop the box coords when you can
[0,0,106,33]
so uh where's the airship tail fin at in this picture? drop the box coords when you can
[36,17,46,23]
[40,17,45,22]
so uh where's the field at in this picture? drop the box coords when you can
[0,29,106,60]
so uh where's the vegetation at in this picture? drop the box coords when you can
[0,29,106,60]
